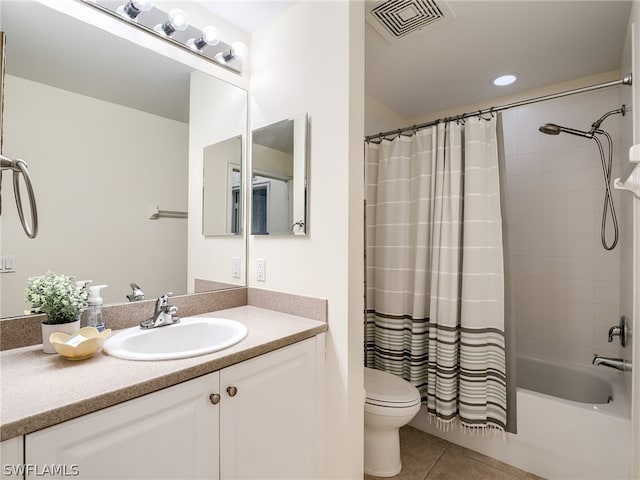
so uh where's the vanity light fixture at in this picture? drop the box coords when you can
[187,25,220,51]
[154,8,189,36]
[116,0,152,21]
[80,0,247,73]
[216,41,249,63]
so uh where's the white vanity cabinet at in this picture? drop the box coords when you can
[1,436,24,480]
[25,337,323,479]
[26,371,221,479]
[220,336,319,479]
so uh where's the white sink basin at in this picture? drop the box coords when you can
[103,316,248,361]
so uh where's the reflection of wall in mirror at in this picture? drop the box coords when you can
[202,135,241,236]
[252,144,293,235]
[1,75,188,317]
[188,71,247,290]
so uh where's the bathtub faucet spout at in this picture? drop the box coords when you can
[592,355,632,372]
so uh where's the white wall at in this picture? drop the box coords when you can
[1,75,188,316]
[365,94,408,136]
[249,1,365,477]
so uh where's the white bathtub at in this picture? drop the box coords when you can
[410,356,631,479]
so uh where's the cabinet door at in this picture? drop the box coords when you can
[220,338,318,479]
[1,436,24,480]
[26,371,220,480]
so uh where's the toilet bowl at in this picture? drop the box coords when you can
[364,367,421,477]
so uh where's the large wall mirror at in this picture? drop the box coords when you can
[0,2,247,318]
[251,114,308,236]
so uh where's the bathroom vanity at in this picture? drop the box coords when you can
[0,305,327,479]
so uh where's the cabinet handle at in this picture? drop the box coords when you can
[209,393,221,405]
[226,386,238,397]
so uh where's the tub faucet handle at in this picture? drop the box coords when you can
[607,316,628,347]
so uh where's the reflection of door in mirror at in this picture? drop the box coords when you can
[251,175,292,235]
[202,135,243,237]
[251,113,308,236]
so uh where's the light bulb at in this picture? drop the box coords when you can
[116,0,152,20]
[230,41,248,60]
[154,8,189,36]
[187,26,220,51]
[168,9,189,31]
[216,41,249,64]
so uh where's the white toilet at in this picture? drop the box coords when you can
[364,367,421,477]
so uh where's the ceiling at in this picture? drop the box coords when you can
[2,1,632,126]
[197,0,633,123]
[365,0,633,121]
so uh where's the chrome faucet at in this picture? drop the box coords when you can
[592,355,632,372]
[140,293,180,329]
[127,282,145,302]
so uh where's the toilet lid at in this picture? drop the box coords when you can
[364,368,421,408]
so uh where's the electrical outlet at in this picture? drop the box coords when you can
[0,255,16,273]
[256,258,266,282]
[232,257,241,279]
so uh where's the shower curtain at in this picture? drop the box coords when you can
[365,116,513,433]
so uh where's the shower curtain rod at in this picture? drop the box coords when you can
[365,73,633,143]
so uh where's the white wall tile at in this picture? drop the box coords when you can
[516,337,541,357]
[567,257,596,280]
[594,281,620,306]
[542,276,568,300]
[567,279,596,303]
[566,321,594,347]
[542,214,568,236]
[540,256,567,278]
[541,299,568,323]
[539,341,566,362]
[539,319,566,342]
[567,301,596,325]
[505,88,629,369]
[567,212,598,236]
[566,345,595,367]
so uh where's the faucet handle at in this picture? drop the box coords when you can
[158,292,174,306]
[608,325,621,342]
[607,316,628,347]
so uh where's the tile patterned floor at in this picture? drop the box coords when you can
[364,426,546,480]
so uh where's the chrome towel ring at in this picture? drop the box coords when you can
[1,154,38,238]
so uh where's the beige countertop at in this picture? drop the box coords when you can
[0,306,327,441]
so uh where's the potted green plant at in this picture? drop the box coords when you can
[25,271,90,353]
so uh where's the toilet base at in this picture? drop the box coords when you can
[363,425,402,477]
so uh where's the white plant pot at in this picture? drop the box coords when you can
[42,320,81,354]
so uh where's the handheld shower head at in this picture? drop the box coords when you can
[538,123,592,138]
[538,123,562,135]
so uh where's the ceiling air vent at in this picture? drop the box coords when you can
[367,0,454,42]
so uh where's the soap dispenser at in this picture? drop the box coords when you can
[87,285,108,332]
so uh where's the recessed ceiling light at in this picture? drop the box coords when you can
[493,74,517,86]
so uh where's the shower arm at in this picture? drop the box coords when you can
[590,106,626,133]
[1,154,39,239]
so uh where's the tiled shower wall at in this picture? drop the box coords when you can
[502,87,633,368]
